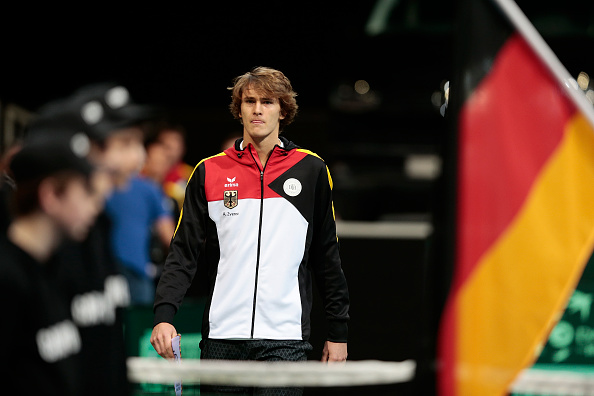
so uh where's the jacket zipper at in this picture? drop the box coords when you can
[249,149,268,338]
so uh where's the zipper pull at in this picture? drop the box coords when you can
[260,171,264,181]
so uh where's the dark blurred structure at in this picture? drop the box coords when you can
[324,0,453,222]
[323,0,594,222]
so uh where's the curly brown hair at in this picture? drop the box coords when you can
[228,66,298,132]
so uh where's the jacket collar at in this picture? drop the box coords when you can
[234,136,298,151]
[227,136,299,165]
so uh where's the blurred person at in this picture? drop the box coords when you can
[105,138,176,306]
[0,135,98,396]
[151,66,350,395]
[25,82,156,396]
[156,121,193,218]
[156,121,187,168]
[141,136,180,277]
[142,138,174,184]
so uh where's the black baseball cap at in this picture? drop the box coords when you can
[26,83,157,144]
[10,133,94,185]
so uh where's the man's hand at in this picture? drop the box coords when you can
[320,341,348,363]
[150,322,178,359]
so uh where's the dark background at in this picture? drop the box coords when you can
[0,1,455,226]
[3,1,594,394]
[3,1,594,222]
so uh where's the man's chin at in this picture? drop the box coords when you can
[244,129,279,143]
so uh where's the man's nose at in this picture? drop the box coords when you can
[253,101,262,114]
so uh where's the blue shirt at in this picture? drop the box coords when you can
[105,176,173,278]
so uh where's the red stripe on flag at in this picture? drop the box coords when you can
[439,33,576,396]
[456,33,575,287]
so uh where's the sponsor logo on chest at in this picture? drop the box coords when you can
[223,176,239,210]
[224,177,238,187]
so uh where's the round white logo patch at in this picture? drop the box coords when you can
[283,178,302,197]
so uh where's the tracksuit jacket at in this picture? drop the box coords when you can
[153,137,350,342]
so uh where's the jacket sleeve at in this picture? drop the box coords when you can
[310,163,350,342]
[153,162,207,326]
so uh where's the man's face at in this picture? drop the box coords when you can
[101,126,146,188]
[47,176,99,241]
[158,130,185,166]
[239,88,285,143]
[144,143,172,182]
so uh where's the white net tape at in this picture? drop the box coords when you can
[511,368,594,395]
[127,357,416,387]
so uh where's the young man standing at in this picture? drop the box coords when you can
[151,67,350,394]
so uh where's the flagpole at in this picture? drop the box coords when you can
[491,0,594,128]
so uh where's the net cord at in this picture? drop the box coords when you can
[127,357,416,387]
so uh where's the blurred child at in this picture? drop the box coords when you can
[0,135,97,395]
[24,82,156,396]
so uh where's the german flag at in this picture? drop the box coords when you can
[438,0,594,395]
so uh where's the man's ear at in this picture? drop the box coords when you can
[37,178,59,215]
